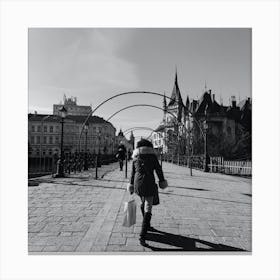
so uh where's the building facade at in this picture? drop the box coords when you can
[53,95,92,116]
[29,98,117,158]
[115,129,134,154]
[151,72,252,159]
[151,71,187,155]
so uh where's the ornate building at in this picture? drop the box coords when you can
[152,71,187,155]
[188,91,252,158]
[29,96,117,158]
[53,95,92,116]
[151,71,252,159]
[116,129,134,153]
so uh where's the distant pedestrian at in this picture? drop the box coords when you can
[116,142,126,171]
[127,139,168,246]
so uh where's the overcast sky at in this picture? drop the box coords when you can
[29,28,251,138]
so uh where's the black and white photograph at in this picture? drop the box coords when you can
[1,0,280,279]
[28,28,252,253]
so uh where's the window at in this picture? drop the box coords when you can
[36,149,40,156]
[42,149,46,156]
[31,136,34,144]
[49,136,53,144]
[31,125,35,132]
[43,136,47,144]
[44,126,47,132]
[50,126,53,133]
[36,136,40,144]
[56,126,59,132]
[55,136,59,144]
[49,149,52,156]
[37,126,41,132]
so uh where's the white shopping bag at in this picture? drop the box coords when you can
[122,198,136,227]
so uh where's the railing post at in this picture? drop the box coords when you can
[190,156,192,176]
[125,155,128,179]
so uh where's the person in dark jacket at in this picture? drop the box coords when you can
[127,139,168,246]
[116,142,126,171]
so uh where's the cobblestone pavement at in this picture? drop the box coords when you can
[28,161,251,253]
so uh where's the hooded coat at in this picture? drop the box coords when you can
[129,146,165,197]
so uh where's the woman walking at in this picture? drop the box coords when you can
[116,142,126,171]
[127,139,168,246]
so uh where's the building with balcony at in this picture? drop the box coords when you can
[28,113,117,158]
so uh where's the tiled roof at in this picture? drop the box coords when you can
[154,124,165,132]
[28,114,60,122]
[28,113,111,125]
[67,115,110,124]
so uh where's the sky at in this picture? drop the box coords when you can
[29,28,251,139]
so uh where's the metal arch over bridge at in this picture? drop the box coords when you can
[106,104,178,122]
[123,126,156,136]
[78,91,185,151]
[77,90,206,153]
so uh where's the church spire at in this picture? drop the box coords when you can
[204,81,208,92]
[185,96,190,111]
[163,92,167,111]
[168,68,183,107]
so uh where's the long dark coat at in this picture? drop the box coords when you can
[116,144,126,161]
[130,147,165,197]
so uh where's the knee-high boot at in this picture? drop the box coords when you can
[140,203,144,217]
[140,203,153,230]
[139,212,152,246]
[140,204,152,229]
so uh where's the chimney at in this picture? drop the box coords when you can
[209,89,212,95]
[34,110,37,115]
[212,94,215,102]
[231,96,236,108]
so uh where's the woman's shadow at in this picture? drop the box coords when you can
[144,228,246,252]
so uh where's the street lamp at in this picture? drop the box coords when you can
[84,121,89,171]
[97,130,101,167]
[204,105,209,172]
[55,106,67,178]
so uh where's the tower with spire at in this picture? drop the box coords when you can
[166,69,184,124]
[129,131,135,149]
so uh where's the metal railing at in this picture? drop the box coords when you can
[161,153,251,176]
[28,153,118,178]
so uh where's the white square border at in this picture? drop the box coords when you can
[0,1,279,280]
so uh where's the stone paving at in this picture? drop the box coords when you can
[28,161,252,253]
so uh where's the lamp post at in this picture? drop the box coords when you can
[84,121,89,171]
[55,106,67,178]
[204,105,209,172]
[187,113,192,176]
[98,130,101,167]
